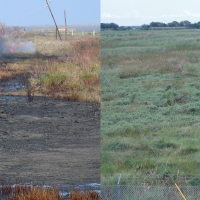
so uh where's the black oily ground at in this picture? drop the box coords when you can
[0,98,100,185]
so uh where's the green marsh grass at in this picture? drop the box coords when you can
[101,29,200,185]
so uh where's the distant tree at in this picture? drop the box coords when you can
[180,20,191,27]
[126,26,132,30]
[150,22,166,27]
[118,26,127,31]
[196,22,200,28]
[110,23,119,30]
[101,23,133,31]
[101,23,119,30]
[190,22,200,29]
[167,21,179,27]
[101,23,109,30]
[141,24,151,30]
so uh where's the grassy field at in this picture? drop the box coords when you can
[0,28,100,102]
[101,29,200,186]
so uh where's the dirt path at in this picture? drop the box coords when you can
[0,97,100,186]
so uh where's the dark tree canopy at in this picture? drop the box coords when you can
[101,20,200,30]
[101,23,119,30]
[150,22,166,27]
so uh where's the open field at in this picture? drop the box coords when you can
[101,29,200,185]
[0,28,100,187]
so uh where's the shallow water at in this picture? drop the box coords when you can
[0,80,24,92]
[0,95,27,103]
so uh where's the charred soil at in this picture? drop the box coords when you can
[0,97,100,185]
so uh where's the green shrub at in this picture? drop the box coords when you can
[188,177,200,186]
[163,89,174,106]
[108,59,116,67]
[40,72,67,87]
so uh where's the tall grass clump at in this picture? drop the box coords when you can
[38,37,100,102]
[0,185,100,200]
[1,185,61,200]
[39,36,100,102]
[70,189,100,200]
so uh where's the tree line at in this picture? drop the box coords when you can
[141,20,200,30]
[101,23,132,31]
[101,21,200,31]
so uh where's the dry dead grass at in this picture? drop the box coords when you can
[1,185,61,200]
[70,189,100,200]
[111,51,190,78]
[34,38,70,56]
[0,185,100,200]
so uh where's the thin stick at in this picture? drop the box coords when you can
[175,183,187,200]
[64,10,67,41]
[45,0,62,41]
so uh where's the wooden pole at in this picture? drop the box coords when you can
[64,10,67,41]
[45,0,62,41]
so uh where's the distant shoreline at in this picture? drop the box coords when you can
[22,24,100,32]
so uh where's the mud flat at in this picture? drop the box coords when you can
[0,97,100,186]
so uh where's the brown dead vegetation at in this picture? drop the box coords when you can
[0,185,100,200]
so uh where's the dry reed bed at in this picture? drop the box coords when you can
[0,185,100,200]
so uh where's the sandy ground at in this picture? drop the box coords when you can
[0,97,100,186]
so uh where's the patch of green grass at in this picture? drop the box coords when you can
[40,72,67,88]
[153,138,178,149]
[178,147,199,156]
[188,177,200,186]
[103,140,132,152]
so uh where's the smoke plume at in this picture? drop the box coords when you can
[0,36,36,53]
[11,40,36,53]
[0,36,8,52]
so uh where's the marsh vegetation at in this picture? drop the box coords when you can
[101,29,200,185]
[0,28,100,102]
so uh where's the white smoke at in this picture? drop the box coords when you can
[0,36,8,53]
[13,40,36,53]
[0,36,36,53]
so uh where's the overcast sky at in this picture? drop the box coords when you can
[1,0,100,26]
[101,0,200,26]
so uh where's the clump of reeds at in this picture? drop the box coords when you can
[70,189,100,200]
[0,185,62,200]
[0,185,100,200]
[16,187,61,200]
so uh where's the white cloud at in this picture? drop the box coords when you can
[184,10,192,16]
[184,10,200,17]
[160,10,200,19]
[101,13,113,19]
[101,8,200,25]
[101,9,143,20]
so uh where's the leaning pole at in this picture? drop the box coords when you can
[45,0,62,41]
